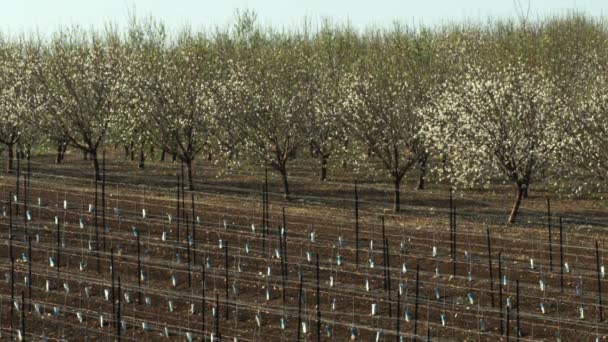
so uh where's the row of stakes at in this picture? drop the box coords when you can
[5,201,608,300]
[4,233,603,341]
[3,184,608,340]
[4,205,464,341]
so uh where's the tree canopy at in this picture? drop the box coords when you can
[1,13,608,221]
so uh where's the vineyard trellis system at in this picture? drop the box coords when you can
[0,156,608,341]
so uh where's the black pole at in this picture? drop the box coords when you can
[316,253,321,342]
[111,248,115,328]
[23,152,29,237]
[261,182,265,229]
[355,181,360,268]
[186,213,192,289]
[16,151,20,217]
[27,152,31,225]
[137,232,142,304]
[282,207,288,269]
[386,239,392,319]
[181,160,186,230]
[382,216,387,292]
[559,218,564,292]
[279,225,286,303]
[453,204,457,277]
[282,224,288,279]
[202,264,206,335]
[94,172,100,273]
[396,279,401,341]
[487,228,495,307]
[449,188,453,262]
[262,185,266,254]
[26,152,30,202]
[596,240,603,321]
[225,241,229,320]
[56,220,61,277]
[28,236,32,312]
[547,198,553,272]
[191,193,196,265]
[214,292,220,339]
[102,150,106,253]
[414,264,420,341]
[176,173,181,243]
[266,185,269,242]
[516,280,520,340]
[9,192,13,260]
[20,290,24,341]
[296,271,303,342]
[261,176,266,231]
[506,305,510,341]
[263,168,269,254]
[117,276,122,342]
[498,252,503,335]
[10,244,14,339]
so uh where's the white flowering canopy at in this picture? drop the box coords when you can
[0,42,25,149]
[339,30,436,211]
[32,29,122,157]
[0,38,43,153]
[305,25,359,178]
[218,37,313,198]
[567,68,608,188]
[423,63,567,221]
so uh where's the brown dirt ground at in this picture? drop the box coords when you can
[0,151,607,341]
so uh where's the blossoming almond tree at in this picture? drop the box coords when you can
[0,38,47,173]
[423,63,566,223]
[223,39,312,199]
[566,68,608,189]
[0,41,26,173]
[31,29,122,180]
[307,24,358,181]
[137,31,219,190]
[341,30,434,212]
[114,19,167,170]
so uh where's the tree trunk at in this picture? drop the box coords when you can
[184,158,194,190]
[523,186,529,199]
[91,151,101,181]
[55,143,63,164]
[83,150,88,161]
[171,153,177,162]
[7,144,14,174]
[417,157,427,190]
[341,141,349,169]
[61,143,67,161]
[417,174,425,190]
[124,145,129,159]
[160,150,166,162]
[508,185,525,224]
[138,145,145,169]
[320,155,328,181]
[393,176,401,213]
[280,167,290,200]
[130,142,135,161]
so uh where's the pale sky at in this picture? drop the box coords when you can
[0,0,605,34]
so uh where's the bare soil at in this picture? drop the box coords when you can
[0,152,607,341]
